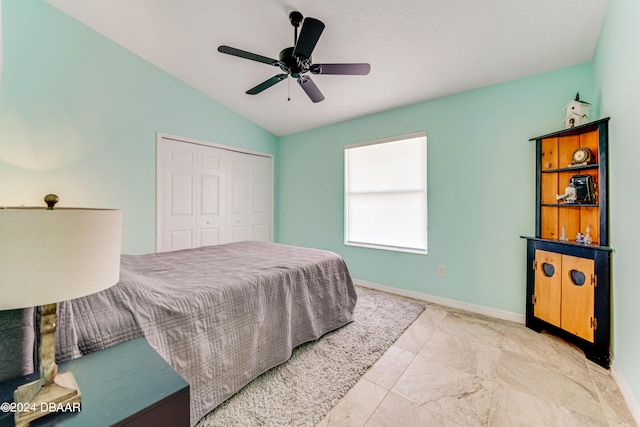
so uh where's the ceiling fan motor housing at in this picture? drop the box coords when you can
[279,47,310,77]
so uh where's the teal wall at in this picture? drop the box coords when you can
[0,0,279,254]
[594,0,640,410]
[279,63,596,314]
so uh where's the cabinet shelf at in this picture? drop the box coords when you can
[541,203,599,208]
[541,164,599,173]
[521,236,612,252]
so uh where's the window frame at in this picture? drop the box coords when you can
[344,131,428,255]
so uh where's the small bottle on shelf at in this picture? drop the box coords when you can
[559,225,569,242]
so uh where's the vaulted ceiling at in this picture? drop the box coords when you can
[45,0,609,136]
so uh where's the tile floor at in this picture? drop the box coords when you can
[317,299,637,427]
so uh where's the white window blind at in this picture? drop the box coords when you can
[344,132,427,254]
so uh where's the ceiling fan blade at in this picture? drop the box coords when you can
[246,74,288,95]
[293,17,325,60]
[297,75,325,103]
[310,63,371,75]
[218,45,280,66]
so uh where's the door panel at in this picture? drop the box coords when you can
[249,155,272,242]
[170,173,193,216]
[226,152,272,243]
[200,228,220,247]
[159,139,225,251]
[161,141,197,251]
[170,230,193,251]
[230,225,247,242]
[227,151,250,243]
[534,250,562,327]
[197,148,225,246]
[200,175,221,215]
[561,255,595,342]
[232,180,248,213]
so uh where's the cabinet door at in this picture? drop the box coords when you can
[561,255,595,342]
[534,250,562,327]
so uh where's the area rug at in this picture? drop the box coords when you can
[196,286,425,427]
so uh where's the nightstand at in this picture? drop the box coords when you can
[0,338,190,427]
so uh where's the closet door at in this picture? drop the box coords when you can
[157,134,273,252]
[158,139,225,252]
[197,145,226,246]
[249,154,272,242]
[226,151,272,243]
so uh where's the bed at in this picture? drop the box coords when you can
[54,240,357,426]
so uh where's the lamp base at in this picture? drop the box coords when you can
[14,371,81,427]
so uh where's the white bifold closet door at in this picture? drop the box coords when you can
[157,137,272,252]
[226,150,272,243]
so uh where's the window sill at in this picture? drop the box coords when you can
[344,241,428,255]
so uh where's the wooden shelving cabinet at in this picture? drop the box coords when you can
[522,117,612,368]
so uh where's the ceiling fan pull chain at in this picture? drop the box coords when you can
[288,78,291,101]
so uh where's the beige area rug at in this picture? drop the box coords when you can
[196,286,425,427]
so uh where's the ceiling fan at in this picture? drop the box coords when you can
[218,11,371,103]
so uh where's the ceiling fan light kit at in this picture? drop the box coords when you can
[218,11,370,103]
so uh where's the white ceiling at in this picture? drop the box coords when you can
[45,0,609,137]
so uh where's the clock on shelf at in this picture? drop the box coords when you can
[571,147,593,166]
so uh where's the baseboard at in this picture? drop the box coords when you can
[354,279,526,324]
[611,361,640,425]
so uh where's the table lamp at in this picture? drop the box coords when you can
[0,195,122,426]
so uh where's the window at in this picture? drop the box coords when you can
[344,132,427,254]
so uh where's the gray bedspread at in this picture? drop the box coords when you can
[56,241,357,425]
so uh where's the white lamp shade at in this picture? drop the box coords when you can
[0,208,122,310]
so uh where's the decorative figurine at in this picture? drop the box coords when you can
[576,232,585,244]
[584,226,593,245]
[556,186,577,203]
[559,225,569,242]
[563,93,590,129]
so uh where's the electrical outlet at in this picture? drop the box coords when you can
[438,265,446,276]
